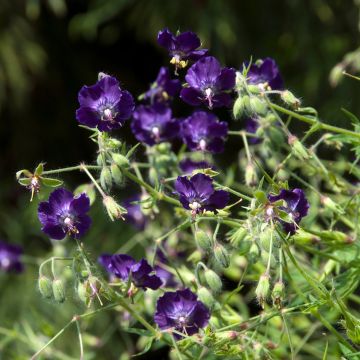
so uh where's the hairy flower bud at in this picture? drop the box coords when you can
[204,268,222,293]
[100,166,113,191]
[233,96,248,119]
[249,96,268,116]
[271,281,285,308]
[197,286,217,310]
[110,164,123,186]
[321,196,345,215]
[288,135,310,160]
[213,243,230,268]
[195,229,213,251]
[52,279,65,303]
[77,282,87,303]
[248,242,260,262]
[255,273,270,309]
[112,153,130,168]
[38,276,53,299]
[230,227,248,248]
[292,229,320,245]
[103,196,127,221]
[245,162,258,187]
[281,90,301,109]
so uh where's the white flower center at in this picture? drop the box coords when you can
[152,127,160,136]
[205,88,213,97]
[0,258,10,268]
[64,217,72,225]
[104,108,113,119]
[199,139,207,151]
[189,201,201,211]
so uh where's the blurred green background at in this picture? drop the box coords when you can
[1,0,360,358]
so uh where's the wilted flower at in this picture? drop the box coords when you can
[154,288,210,338]
[131,104,179,146]
[157,28,208,71]
[181,111,228,153]
[245,117,262,144]
[268,188,309,234]
[0,240,23,273]
[38,188,91,240]
[123,195,147,230]
[99,254,162,290]
[179,159,214,174]
[246,58,284,90]
[175,173,229,215]
[144,67,181,103]
[76,74,134,132]
[181,56,236,108]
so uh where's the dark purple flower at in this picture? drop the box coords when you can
[179,159,214,174]
[144,67,181,103]
[99,253,162,290]
[123,195,147,230]
[0,241,23,273]
[38,188,91,240]
[245,117,262,144]
[76,75,134,132]
[157,29,208,71]
[181,111,228,153]
[268,188,309,234]
[246,58,284,90]
[175,173,229,215]
[131,104,179,146]
[155,265,177,288]
[154,288,210,338]
[181,56,235,109]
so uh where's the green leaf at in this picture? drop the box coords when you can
[132,338,154,357]
[74,184,96,205]
[34,163,44,176]
[41,177,63,187]
[16,169,32,179]
[341,108,360,125]
[126,142,141,158]
[254,190,267,204]
[18,178,31,186]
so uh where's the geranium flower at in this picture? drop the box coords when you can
[0,241,23,273]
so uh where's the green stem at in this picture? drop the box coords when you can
[42,165,100,175]
[80,163,106,198]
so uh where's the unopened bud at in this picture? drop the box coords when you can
[293,229,320,245]
[255,273,270,309]
[52,279,65,303]
[213,243,230,268]
[100,166,112,190]
[288,135,310,160]
[233,96,247,119]
[103,196,127,221]
[318,229,352,243]
[245,162,258,187]
[38,276,53,299]
[247,85,261,94]
[111,153,129,168]
[259,227,273,252]
[281,90,301,109]
[110,164,123,186]
[204,269,222,293]
[321,196,345,215]
[195,229,212,251]
[197,287,217,310]
[271,281,285,308]
[230,227,248,248]
[248,242,260,262]
[249,96,268,116]
[329,64,344,87]
[77,282,87,303]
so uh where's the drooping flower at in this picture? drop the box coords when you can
[154,288,210,338]
[179,159,214,174]
[157,29,208,71]
[181,56,236,109]
[123,195,147,230]
[0,241,23,273]
[144,67,181,103]
[245,117,262,144]
[175,173,229,215]
[76,74,134,132]
[99,253,162,290]
[267,188,309,234]
[131,104,179,146]
[246,58,284,90]
[38,188,91,240]
[181,111,228,153]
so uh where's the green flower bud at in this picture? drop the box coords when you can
[96,154,104,166]
[197,286,218,310]
[245,162,258,187]
[247,85,261,94]
[107,138,122,149]
[271,281,285,309]
[255,273,270,309]
[213,243,230,268]
[204,269,222,293]
[52,279,65,303]
[249,96,268,116]
[38,276,53,299]
[77,282,87,303]
[321,196,345,215]
[100,166,113,190]
[111,153,129,168]
[293,229,320,245]
[281,90,301,109]
[103,196,127,221]
[229,227,248,248]
[318,229,352,243]
[187,249,202,263]
[110,164,123,186]
[195,229,213,251]
[259,227,273,252]
[155,142,171,154]
[288,135,310,160]
[233,96,247,119]
[248,242,260,262]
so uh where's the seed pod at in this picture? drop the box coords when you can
[103,196,127,221]
[195,229,212,251]
[110,164,123,186]
[271,281,285,309]
[204,269,222,293]
[255,273,270,309]
[52,279,65,303]
[100,166,113,190]
[112,153,129,168]
[38,276,53,299]
[213,243,230,268]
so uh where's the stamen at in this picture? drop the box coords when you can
[199,139,207,151]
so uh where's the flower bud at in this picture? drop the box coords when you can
[247,85,261,94]
[111,153,129,168]
[110,164,123,186]
[271,281,285,309]
[100,166,113,190]
[204,269,222,293]
[255,273,270,309]
[197,286,217,310]
[195,229,213,251]
[318,230,352,243]
[229,227,248,248]
[281,90,301,109]
[103,196,127,221]
[259,227,273,252]
[245,162,258,187]
[77,282,87,303]
[288,135,310,160]
[321,196,345,215]
[52,279,65,303]
[213,243,230,268]
[38,276,53,299]
[249,96,268,116]
[233,96,247,119]
[292,229,320,245]
[248,242,260,263]
[187,249,202,263]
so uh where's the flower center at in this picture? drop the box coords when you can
[63,216,79,235]
[189,201,201,211]
[0,257,10,269]
[199,139,207,151]
[103,108,113,121]
[178,315,187,326]
[204,87,214,109]
[151,126,161,142]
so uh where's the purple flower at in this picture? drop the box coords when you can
[0,241,23,273]
[179,159,214,174]
[181,56,235,109]
[131,104,179,146]
[99,254,162,290]
[144,67,181,103]
[157,28,208,71]
[246,58,284,90]
[268,188,309,234]
[123,195,147,230]
[76,75,134,132]
[175,173,229,215]
[154,288,210,338]
[38,188,91,240]
[245,117,262,144]
[181,111,228,153]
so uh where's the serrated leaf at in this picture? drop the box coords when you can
[41,178,63,187]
